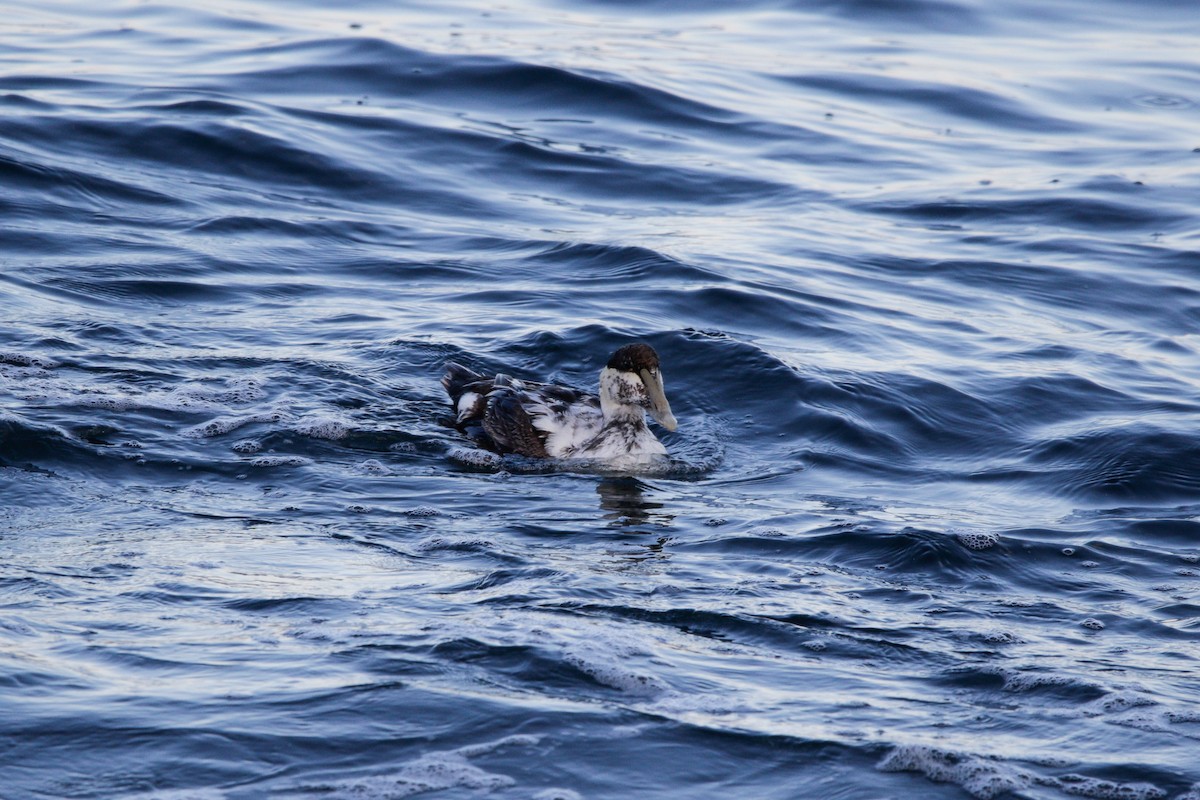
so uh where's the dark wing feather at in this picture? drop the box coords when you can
[482,389,549,457]
[442,361,590,458]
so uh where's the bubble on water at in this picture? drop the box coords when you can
[182,416,249,439]
[75,393,138,411]
[405,506,440,517]
[981,630,1022,644]
[955,530,999,551]
[249,456,310,468]
[1085,691,1157,716]
[563,642,670,698]
[1080,618,1105,630]
[290,735,537,798]
[0,352,56,369]
[302,755,502,796]
[117,789,227,800]
[359,458,390,475]
[881,743,1171,800]
[1062,548,1076,556]
[181,410,286,439]
[1053,774,1166,800]
[993,668,1093,694]
[448,447,502,468]
[1081,560,1099,568]
[416,536,495,553]
[295,417,350,440]
[877,745,1033,799]
[171,378,266,406]
[454,734,539,757]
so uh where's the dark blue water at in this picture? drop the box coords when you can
[3,1,1200,798]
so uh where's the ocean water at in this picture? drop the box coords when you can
[2,0,1199,797]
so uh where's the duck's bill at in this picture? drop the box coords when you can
[640,368,678,431]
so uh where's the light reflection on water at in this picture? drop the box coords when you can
[2,0,1200,798]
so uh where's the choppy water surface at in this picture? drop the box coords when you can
[3,0,1200,797]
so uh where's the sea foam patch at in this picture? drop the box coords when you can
[286,735,540,798]
[878,744,1169,800]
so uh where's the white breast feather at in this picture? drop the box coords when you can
[527,396,604,458]
[455,391,480,422]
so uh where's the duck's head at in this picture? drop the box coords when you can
[598,343,678,431]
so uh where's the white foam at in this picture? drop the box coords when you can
[0,351,56,368]
[1166,709,1200,723]
[996,668,1093,693]
[1177,783,1200,800]
[448,446,502,468]
[307,758,510,798]
[1084,691,1157,716]
[359,458,391,475]
[295,417,350,440]
[1080,618,1105,630]
[73,392,139,411]
[415,535,495,552]
[118,789,227,800]
[955,530,999,551]
[293,735,537,799]
[181,415,251,439]
[170,378,266,406]
[879,745,1168,800]
[877,744,1033,799]
[563,642,670,697]
[455,734,539,757]
[231,438,262,453]
[975,664,1109,697]
[404,506,440,517]
[249,456,311,468]
[181,410,286,439]
[1053,775,1166,799]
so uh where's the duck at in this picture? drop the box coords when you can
[441,343,677,466]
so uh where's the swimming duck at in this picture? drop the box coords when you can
[442,343,677,466]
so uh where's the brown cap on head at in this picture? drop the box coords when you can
[606,343,660,373]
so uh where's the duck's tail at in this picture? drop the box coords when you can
[441,362,486,403]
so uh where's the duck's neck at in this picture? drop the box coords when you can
[598,367,646,425]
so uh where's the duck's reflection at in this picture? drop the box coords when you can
[596,477,674,528]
